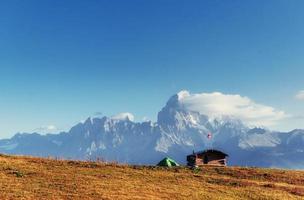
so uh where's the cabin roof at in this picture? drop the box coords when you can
[188,149,229,157]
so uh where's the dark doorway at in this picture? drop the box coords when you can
[203,155,208,164]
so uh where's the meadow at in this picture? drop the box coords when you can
[0,154,303,199]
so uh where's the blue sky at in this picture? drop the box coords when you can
[0,0,304,138]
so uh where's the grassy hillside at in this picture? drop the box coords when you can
[0,154,303,199]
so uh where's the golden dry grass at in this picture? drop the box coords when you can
[0,154,303,200]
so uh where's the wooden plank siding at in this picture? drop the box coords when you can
[187,149,228,167]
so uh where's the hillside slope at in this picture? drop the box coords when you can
[0,155,303,199]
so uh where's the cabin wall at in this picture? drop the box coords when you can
[199,153,225,162]
[187,152,228,166]
[196,153,226,166]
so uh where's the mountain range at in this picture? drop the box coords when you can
[0,91,303,169]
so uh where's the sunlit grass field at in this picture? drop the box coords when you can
[0,154,303,199]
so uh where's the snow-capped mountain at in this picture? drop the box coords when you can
[0,91,303,169]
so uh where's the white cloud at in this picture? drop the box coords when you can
[111,113,135,121]
[295,90,304,101]
[142,116,150,122]
[46,125,57,131]
[34,125,58,133]
[177,90,287,127]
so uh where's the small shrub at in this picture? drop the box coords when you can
[13,170,24,178]
[193,167,202,174]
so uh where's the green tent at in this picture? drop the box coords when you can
[157,157,179,167]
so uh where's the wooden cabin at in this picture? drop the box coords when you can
[187,149,228,167]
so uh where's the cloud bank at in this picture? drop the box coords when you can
[177,91,287,127]
[111,113,135,121]
[34,125,58,133]
[295,90,304,101]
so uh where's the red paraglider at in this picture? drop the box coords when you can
[207,132,212,139]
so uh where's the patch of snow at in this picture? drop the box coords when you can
[85,131,90,139]
[52,140,62,146]
[99,142,106,150]
[155,136,172,153]
[0,143,18,150]
[239,132,280,149]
